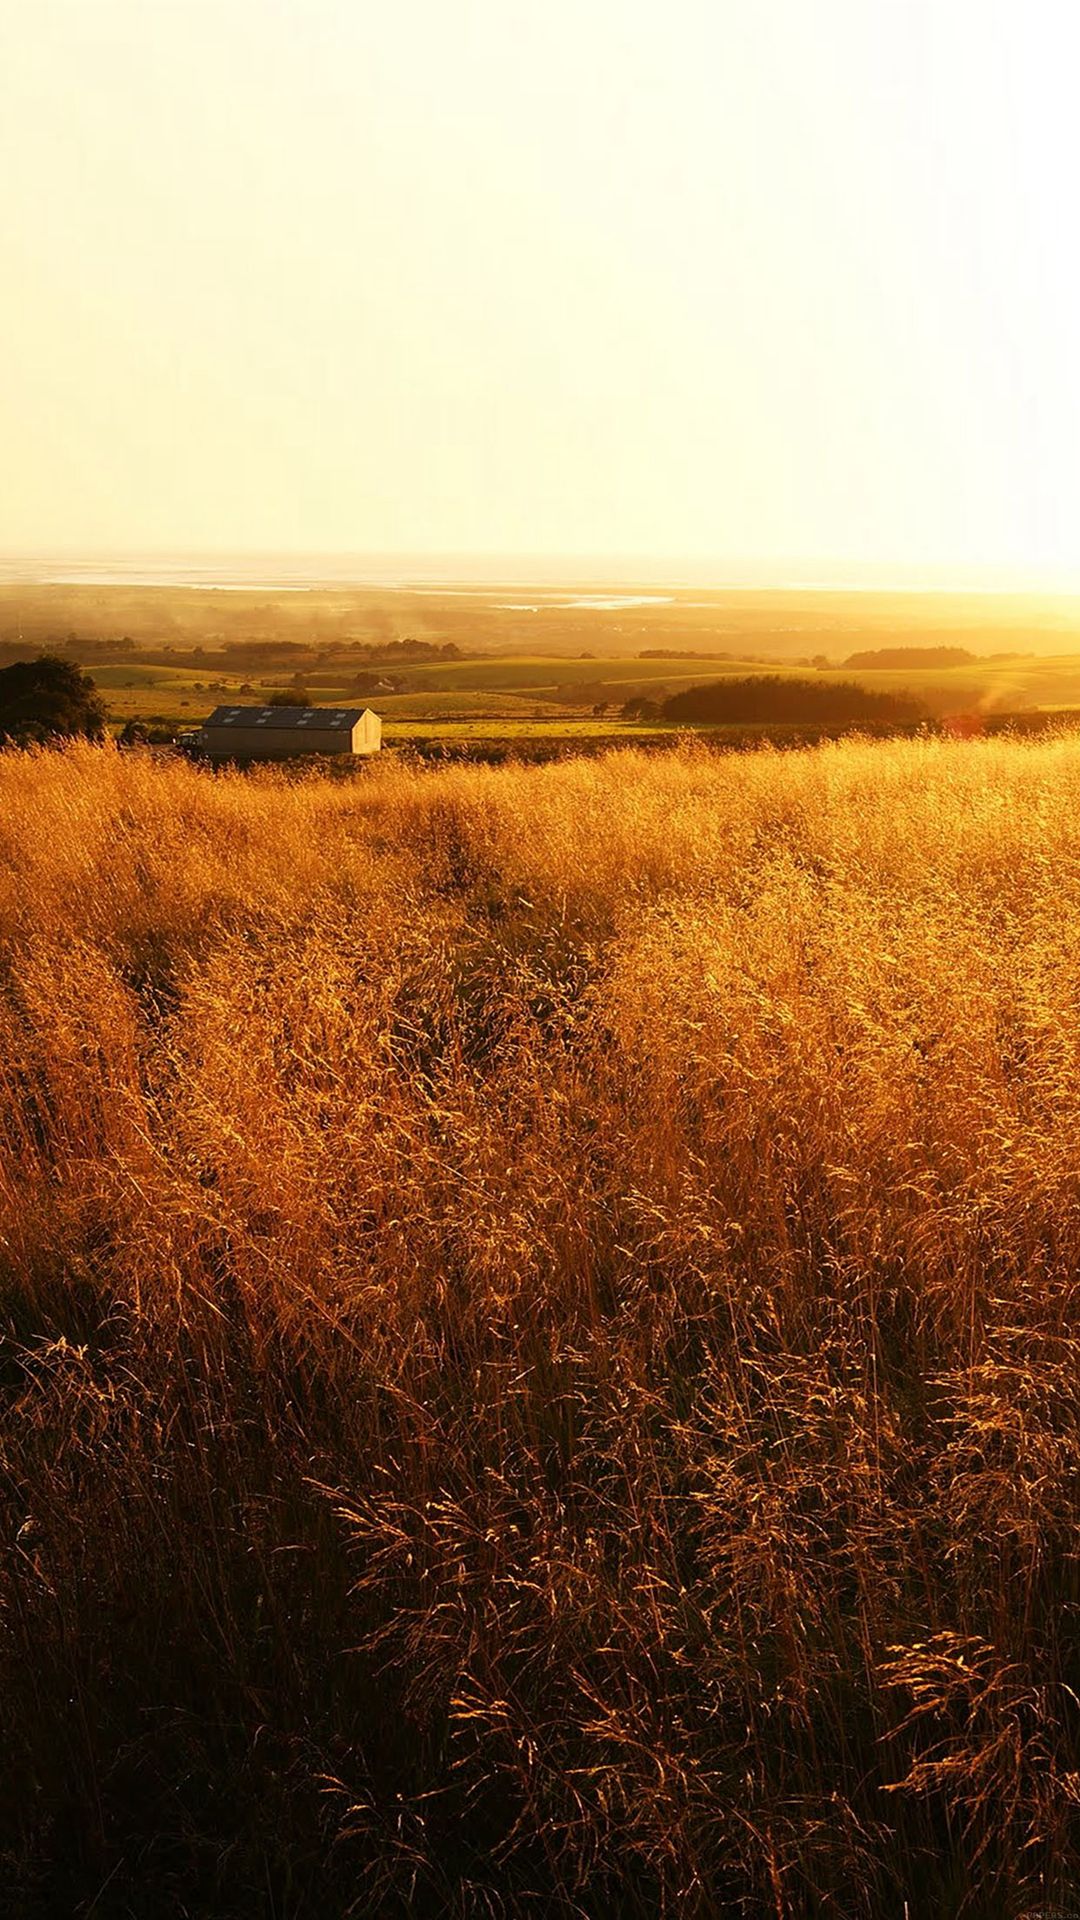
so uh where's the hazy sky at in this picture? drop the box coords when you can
[2,0,1079,581]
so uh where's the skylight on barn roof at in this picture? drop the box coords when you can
[202,704,368,731]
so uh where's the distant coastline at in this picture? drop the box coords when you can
[4,554,1080,598]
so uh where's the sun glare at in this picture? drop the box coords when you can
[1,0,1078,582]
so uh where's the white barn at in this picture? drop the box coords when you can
[198,704,382,763]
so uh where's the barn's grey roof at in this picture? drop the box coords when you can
[203,705,367,731]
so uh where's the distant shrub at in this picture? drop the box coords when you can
[662,673,927,726]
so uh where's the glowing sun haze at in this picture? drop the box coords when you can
[2,0,1078,583]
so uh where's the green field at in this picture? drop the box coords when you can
[8,580,1080,737]
[90,652,1080,741]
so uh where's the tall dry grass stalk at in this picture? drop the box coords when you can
[3,735,1080,1915]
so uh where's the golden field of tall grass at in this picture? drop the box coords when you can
[4,734,1080,1916]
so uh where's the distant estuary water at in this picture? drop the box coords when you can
[0,554,685,595]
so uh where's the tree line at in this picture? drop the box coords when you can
[625,675,927,725]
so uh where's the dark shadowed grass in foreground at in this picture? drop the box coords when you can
[3,736,1080,1916]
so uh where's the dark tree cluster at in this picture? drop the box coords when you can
[843,645,975,669]
[638,647,741,660]
[348,638,461,662]
[0,654,108,747]
[661,674,927,726]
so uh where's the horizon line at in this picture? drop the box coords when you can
[5,549,1080,597]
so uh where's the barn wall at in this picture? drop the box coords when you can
[202,728,354,760]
